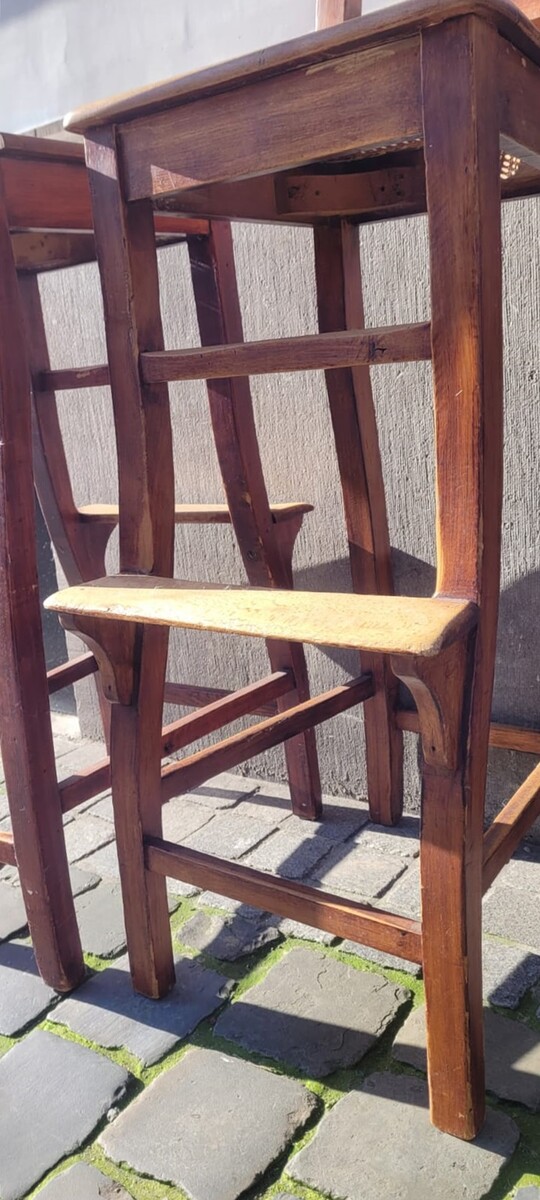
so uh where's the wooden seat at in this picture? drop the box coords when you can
[45,0,540,1144]
[77,501,312,526]
[46,577,477,657]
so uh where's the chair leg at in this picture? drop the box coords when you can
[0,186,84,991]
[188,221,322,820]
[314,221,403,826]
[420,761,485,1139]
[393,643,484,1139]
[108,625,175,999]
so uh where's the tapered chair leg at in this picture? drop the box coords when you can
[0,184,84,991]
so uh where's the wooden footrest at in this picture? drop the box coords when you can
[45,575,478,657]
[77,501,312,526]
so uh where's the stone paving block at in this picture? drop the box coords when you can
[492,847,540,892]
[214,946,409,1076]
[484,884,540,950]
[0,878,27,940]
[379,860,421,918]
[0,940,58,1035]
[73,880,178,959]
[100,1047,316,1200]
[185,811,273,860]
[340,938,422,977]
[515,1189,540,1199]
[186,770,260,809]
[36,1162,132,1199]
[353,815,420,857]
[242,828,333,880]
[0,1028,129,1200]
[56,740,107,778]
[198,890,268,921]
[84,791,114,822]
[289,1071,519,1200]
[234,782,294,825]
[78,840,122,880]
[177,910,280,960]
[49,954,232,1066]
[79,840,199,898]
[162,795,214,842]
[12,862,101,899]
[483,938,540,1009]
[64,814,115,864]
[311,844,407,901]
[393,1003,540,1109]
[275,917,336,945]
[280,797,369,844]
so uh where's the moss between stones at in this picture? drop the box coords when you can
[10,920,540,1200]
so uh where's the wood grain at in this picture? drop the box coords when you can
[482,762,540,892]
[315,220,403,826]
[119,38,421,201]
[187,219,322,820]
[146,837,423,962]
[78,501,313,525]
[159,673,374,802]
[86,129,175,997]
[46,652,98,695]
[420,14,503,1139]
[47,577,478,657]
[140,323,431,382]
[0,831,16,866]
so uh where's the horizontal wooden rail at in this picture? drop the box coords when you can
[482,761,540,894]
[47,651,98,695]
[35,365,109,393]
[141,323,432,384]
[160,670,293,757]
[145,838,423,962]
[396,707,540,757]
[59,670,298,813]
[0,831,16,867]
[160,673,374,803]
[163,680,279,716]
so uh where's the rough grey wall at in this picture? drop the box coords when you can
[38,197,540,828]
[4,0,538,824]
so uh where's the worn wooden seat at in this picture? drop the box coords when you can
[46,577,476,657]
[45,0,540,1142]
[77,501,312,526]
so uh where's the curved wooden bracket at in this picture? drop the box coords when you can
[391,639,470,770]
[58,611,137,706]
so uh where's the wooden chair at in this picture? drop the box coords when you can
[46,0,540,1138]
[0,134,315,991]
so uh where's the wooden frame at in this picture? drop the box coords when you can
[45,0,540,1139]
[0,134,319,989]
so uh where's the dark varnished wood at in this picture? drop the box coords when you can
[140,323,431,382]
[159,673,374,802]
[187,221,322,821]
[418,14,504,1139]
[0,177,84,991]
[482,762,540,891]
[314,222,403,826]
[146,837,423,962]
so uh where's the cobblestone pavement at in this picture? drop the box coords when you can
[1,717,540,1199]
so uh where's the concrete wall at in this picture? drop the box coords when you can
[3,0,540,823]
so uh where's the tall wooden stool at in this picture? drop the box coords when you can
[47,0,540,1137]
[0,135,314,990]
